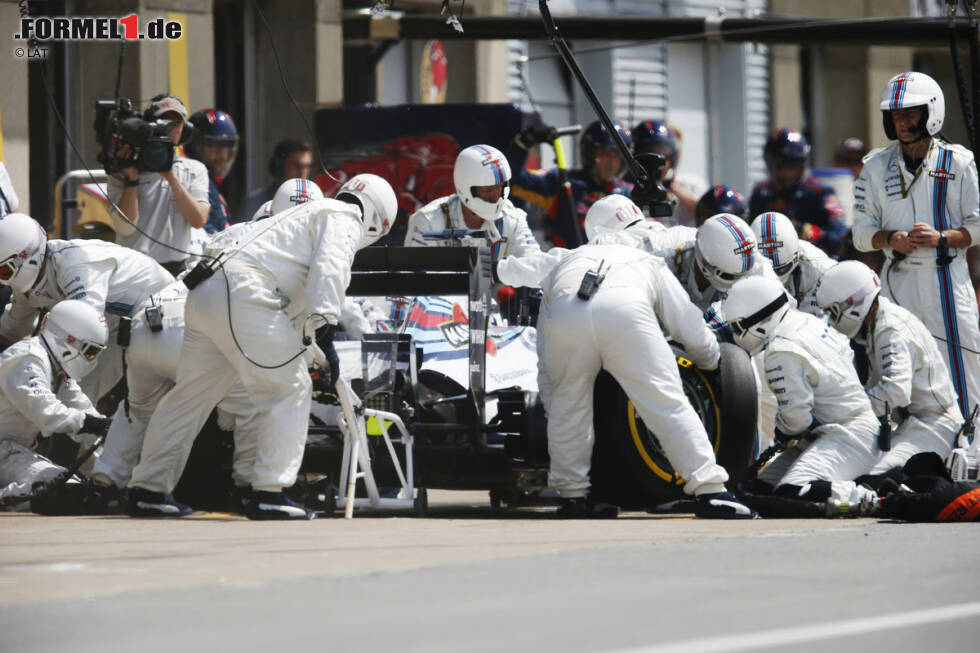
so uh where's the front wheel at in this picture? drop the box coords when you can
[591,343,756,509]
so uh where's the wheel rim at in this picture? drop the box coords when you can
[626,356,721,484]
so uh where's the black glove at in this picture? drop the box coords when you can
[81,414,112,438]
[773,428,795,446]
[314,324,340,393]
[515,124,557,150]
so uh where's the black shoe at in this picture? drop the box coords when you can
[127,487,192,517]
[230,485,251,515]
[79,481,125,515]
[556,496,618,519]
[245,491,316,520]
[695,491,758,519]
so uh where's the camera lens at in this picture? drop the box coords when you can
[141,142,172,172]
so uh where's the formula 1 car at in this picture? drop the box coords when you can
[298,245,758,514]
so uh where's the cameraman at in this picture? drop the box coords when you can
[108,94,209,276]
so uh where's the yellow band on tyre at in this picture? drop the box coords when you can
[626,360,723,484]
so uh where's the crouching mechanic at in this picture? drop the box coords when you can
[723,276,880,511]
[752,211,834,317]
[816,261,961,472]
[538,243,755,519]
[127,174,397,519]
[0,301,111,509]
[0,213,174,403]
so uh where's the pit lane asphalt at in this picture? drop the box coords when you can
[1,490,978,653]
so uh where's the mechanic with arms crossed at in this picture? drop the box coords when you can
[852,71,980,435]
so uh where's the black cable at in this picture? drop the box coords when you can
[968,14,980,163]
[525,15,950,62]
[221,266,311,369]
[950,30,975,149]
[931,332,980,356]
[113,43,125,100]
[251,0,341,185]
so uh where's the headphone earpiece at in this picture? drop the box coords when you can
[269,152,285,179]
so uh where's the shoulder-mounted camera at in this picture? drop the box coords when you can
[94,98,184,175]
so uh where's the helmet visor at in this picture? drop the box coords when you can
[0,255,18,283]
[78,340,106,361]
[729,292,789,338]
[771,260,796,279]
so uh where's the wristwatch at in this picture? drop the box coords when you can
[938,233,948,250]
[123,178,139,188]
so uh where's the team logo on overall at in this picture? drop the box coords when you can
[929,168,956,181]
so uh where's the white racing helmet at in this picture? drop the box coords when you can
[751,212,799,282]
[453,145,511,238]
[0,212,47,294]
[815,260,881,339]
[695,213,757,292]
[39,300,108,380]
[584,194,646,241]
[722,276,791,356]
[271,178,324,215]
[250,200,273,222]
[879,72,945,140]
[336,173,397,248]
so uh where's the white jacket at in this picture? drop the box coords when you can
[0,240,174,341]
[221,198,365,325]
[852,140,980,260]
[0,338,95,447]
[599,225,778,312]
[764,310,878,438]
[541,244,719,370]
[863,296,959,418]
[404,194,541,262]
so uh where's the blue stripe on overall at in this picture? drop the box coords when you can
[932,146,971,420]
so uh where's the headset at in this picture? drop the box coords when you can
[266,139,312,181]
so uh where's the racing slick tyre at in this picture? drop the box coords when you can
[591,343,756,509]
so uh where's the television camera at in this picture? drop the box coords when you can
[94,98,187,175]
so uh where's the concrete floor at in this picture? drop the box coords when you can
[1,491,979,653]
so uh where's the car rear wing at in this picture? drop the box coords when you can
[349,245,493,442]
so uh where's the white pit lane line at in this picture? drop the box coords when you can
[608,601,980,653]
